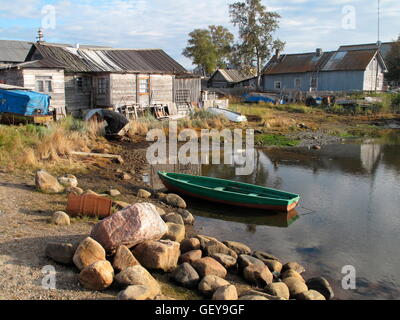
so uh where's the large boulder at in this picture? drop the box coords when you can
[281,270,305,282]
[117,285,158,300]
[73,237,106,271]
[212,285,238,300]
[45,242,75,265]
[264,282,290,300]
[180,238,201,253]
[58,174,78,188]
[296,290,326,300]
[35,170,64,194]
[51,211,70,226]
[132,240,180,272]
[205,240,237,259]
[192,257,227,278]
[283,277,308,298]
[163,223,185,243]
[79,260,114,291]
[115,265,161,296]
[306,277,334,300]
[198,275,230,296]
[243,264,273,287]
[171,262,200,288]
[112,245,140,272]
[90,203,167,251]
[179,250,202,264]
[223,241,251,255]
[165,194,186,209]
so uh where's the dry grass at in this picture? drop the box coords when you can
[0,116,106,173]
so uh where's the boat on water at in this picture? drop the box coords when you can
[158,171,300,212]
[207,107,247,123]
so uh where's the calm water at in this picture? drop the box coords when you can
[184,137,400,300]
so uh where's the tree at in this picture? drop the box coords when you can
[229,0,285,88]
[385,36,400,82]
[183,26,234,76]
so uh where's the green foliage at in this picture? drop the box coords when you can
[386,37,400,82]
[229,0,284,77]
[255,134,300,147]
[183,26,234,75]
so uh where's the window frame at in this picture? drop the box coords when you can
[294,78,301,89]
[274,81,282,90]
[97,78,108,95]
[35,76,53,93]
[310,76,318,90]
[138,77,150,95]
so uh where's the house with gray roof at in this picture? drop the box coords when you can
[262,48,387,93]
[0,42,200,116]
[208,69,254,88]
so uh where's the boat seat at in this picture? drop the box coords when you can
[214,187,225,191]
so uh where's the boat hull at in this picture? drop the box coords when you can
[159,173,299,212]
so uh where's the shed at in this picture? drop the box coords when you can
[208,69,254,88]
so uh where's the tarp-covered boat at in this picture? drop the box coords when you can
[0,89,50,116]
[158,171,300,212]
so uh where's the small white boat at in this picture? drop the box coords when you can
[207,107,247,123]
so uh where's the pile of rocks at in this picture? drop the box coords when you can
[45,200,333,300]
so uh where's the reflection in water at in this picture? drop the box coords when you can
[192,139,400,300]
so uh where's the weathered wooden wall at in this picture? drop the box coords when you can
[64,73,92,116]
[22,68,66,111]
[92,73,111,107]
[174,77,201,103]
[363,58,385,91]
[208,71,229,88]
[150,74,173,104]
[0,68,24,86]
[109,73,136,108]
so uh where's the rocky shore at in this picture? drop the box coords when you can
[39,170,334,301]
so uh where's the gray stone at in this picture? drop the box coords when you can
[253,250,280,262]
[192,257,227,278]
[58,174,78,188]
[163,223,185,243]
[210,253,237,269]
[79,260,114,291]
[35,170,64,194]
[115,265,161,296]
[180,238,200,253]
[283,277,308,298]
[205,240,238,259]
[117,285,157,300]
[51,211,70,226]
[198,275,230,296]
[296,290,326,300]
[163,213,184,225]
[237,254,265,270]
[177,209,195,225]
[179,250,202,264]
[172,262,200,288]
[165,194,186,208]
[243,264,273,287]
[263,259,283,273]
[223,241,251,255]
[282,262,305,274]
[112,245,140,272]
[264,282,290,300]
[306,277,334,300]
[45,242,75,265]
[212,285,238,300]
[137,189,151,199]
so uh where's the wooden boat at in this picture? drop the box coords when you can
[158,171,300,212]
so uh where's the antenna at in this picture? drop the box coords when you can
[377,0,381,46]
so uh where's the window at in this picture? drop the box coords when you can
[139,78,150,94]
[35,76,53,93]
[274,81,281,90]
[76,76,90,92]
[97,78,107,94]
[294,78,301,89]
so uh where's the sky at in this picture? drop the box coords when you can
[0,0,399,69]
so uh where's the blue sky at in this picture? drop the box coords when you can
[0,0,399,69]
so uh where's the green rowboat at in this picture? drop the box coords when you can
[158,171,300,212]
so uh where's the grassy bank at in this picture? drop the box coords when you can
[0,116,107,173]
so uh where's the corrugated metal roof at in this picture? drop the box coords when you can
[0,40,32,63]
[214,69,253,83]
[338,42,394,60]
[263,49,380,75]
[28,43,188,74]
[0,40,111,63]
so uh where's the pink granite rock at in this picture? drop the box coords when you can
[90,203,167,251]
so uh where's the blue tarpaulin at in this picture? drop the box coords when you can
[243,93,276,104]
[0,89,51,116]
